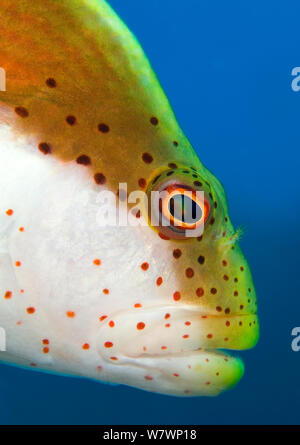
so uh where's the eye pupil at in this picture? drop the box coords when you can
[168,194,203,225]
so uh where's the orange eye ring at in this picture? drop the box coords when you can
[161,185,210,231]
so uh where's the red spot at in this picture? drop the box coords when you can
[104,341,113,348]
[93,259,101,266]
[207,334,213,339]
[4,291,12,299]
[42,339,49,345]
[141,262,149,271]
[226,321,230,327]
[99,315,108,322]
[15,261,21,267]
[103,288,109,295]
[196,288,204,297]
[43,347,49,354]
[26,307,35,314]
[173,291,181,301]
[183,334,189,339]
[97,366,103,371]
[185,321,191,326]
[161,346,167,350]
[137,322,145,330]
[110,356,118,361]
[19,227,24,232]
[173,373,179,377]
[82,343,90,350]
[165,323,171,328]
[206,381,211,385]
[144,375,153,381]
[6,209,13,216]
[165,313,170,319]
[134,303,142,308]
[109,321,115,328]
[20,289,24,293]
[156,277,163,286]
[66,311,75,318]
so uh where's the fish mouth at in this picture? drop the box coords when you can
[97,306,259,395]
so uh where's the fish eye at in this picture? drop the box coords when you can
[147,169,213,240]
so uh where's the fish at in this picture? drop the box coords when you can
[0,0,259,397]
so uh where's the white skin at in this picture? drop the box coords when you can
[0,124,246,396]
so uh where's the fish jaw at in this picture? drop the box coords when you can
[96,305,258,396]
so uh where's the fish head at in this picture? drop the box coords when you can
[0,0,259,397]
[94,158,259,396]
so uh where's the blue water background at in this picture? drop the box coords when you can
[0,0,299,425]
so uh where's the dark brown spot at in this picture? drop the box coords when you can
[225,308,231,314]
[76,155,91,166]
[150,116,159,126]
[142,152,153,164]
[94,173,106,185]
[98,123,110,133]
[38,142,51,155]
[210,288,217,294]
[46,78,57,88]
[138,178,146,188]
[216,306,222,312]
[173,141,178,147]
[168,163,177,169]
[223,275,229,281]
[66,115,76,126]
[185,268,194,278]
[15,107,29,118]
[198,255,205,265]
[194,181,203,188]
[173,249,182,259]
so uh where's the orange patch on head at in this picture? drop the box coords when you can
[141,262,149,271]
[66,311,75,318]
[173,291,181,301]
[26,307,35,314]
[156,276,163,286]
[93,259,101,266]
